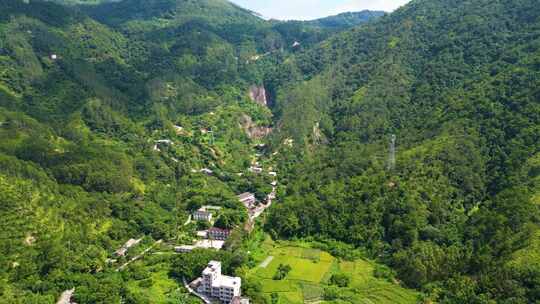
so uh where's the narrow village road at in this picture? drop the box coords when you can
[116,240,163,271]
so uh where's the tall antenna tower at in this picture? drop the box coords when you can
[388,134,396,171]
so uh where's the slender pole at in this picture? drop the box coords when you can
[388,134,396,171]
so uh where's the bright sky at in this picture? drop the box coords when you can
[229,0,411,20]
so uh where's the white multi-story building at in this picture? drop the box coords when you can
[198,261,241,304]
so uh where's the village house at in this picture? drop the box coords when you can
[155,139,173,145]
[197,261,242,304]
[208,227,231,240]
[193,208,213,222]
[174,125,185,135]
[175,245,196,253]
[193,206,222,222]
[232,296,250,304]
[114,238,142,257]
[237,192,256,208]
[200,168,214,175]
[175,239,225,253]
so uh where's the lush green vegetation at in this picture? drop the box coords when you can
[1,0,539,302]
[263,0,540,302]
[244,238,419,304]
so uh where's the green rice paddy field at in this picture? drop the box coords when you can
[248,239,420,304]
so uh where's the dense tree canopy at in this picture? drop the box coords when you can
[1,0,539,303]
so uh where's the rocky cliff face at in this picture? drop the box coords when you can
[240,114,272,139]
[248,85,268,106]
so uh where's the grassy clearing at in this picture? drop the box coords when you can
[301,248,321,261]
[247,239,419,304]
[126,270,179,303]
[254,246,333,283]
[300,283,323,301]
[124,258,199,304]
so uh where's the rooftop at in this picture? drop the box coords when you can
[218,275,241,287]
[203,260,222,275]
[201,205,222,210]
[238,192,254,200]
[197,230,208,238]
[175,245,196,251]
[195,239,225,250]
[208,227,230,233]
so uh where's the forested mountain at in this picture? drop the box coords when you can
[264,0,540,302]
[0,0,384,302]
[1,0,539,303]
[0,0,271,302]
[304,10,386,29]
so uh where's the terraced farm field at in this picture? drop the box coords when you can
[247,239,419,304]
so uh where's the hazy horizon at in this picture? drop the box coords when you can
[229,0,410,20]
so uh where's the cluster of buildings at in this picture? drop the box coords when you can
[190,261,249,304]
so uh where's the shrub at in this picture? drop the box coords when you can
[329,273,350,287]
[273,264,292,280]
[373,264,396,282]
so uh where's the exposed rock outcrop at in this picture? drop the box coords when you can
[240,114,272,139]
[248,85,268,106]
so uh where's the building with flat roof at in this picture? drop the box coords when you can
[200,168,214,175]
[232,296,250,304]
[237,192,256,208]
[193,206,222,222]
[175,240,225,253]
[193,209,213,222]
[197,230,208,238]
[197,261,241,304]
[115,238,142,257]
[208,227,231,241]
[175,245,196,253]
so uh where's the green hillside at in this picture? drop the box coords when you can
[265,0,540,302]
[0,0,275,302]
[303,10,386,29]
[0,0,539,303]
